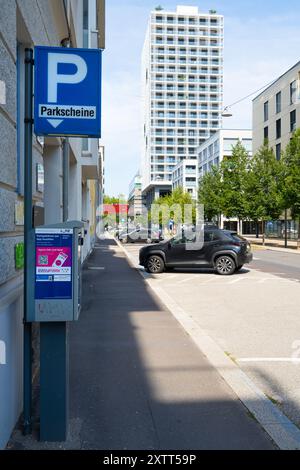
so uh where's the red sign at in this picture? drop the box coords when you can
[103,204,129,215]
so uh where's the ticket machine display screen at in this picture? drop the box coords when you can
[35,228,73,300]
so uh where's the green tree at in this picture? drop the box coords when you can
[152,187,195,226]
[245,144,284,243]
[220,141,250,233]
[198,165,223,224]
[281,129,300,246]
[103,194,127,204]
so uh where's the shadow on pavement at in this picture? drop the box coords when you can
[67,239,275,450]
[8,239,276,450]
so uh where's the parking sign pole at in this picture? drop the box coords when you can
[23,48,34,435]
[33,45,101,442]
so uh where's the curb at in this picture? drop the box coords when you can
[247,241,300,255]
[115,238,300,450]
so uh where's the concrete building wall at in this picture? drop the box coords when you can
[253,62,300,155]
[0,0,105,448]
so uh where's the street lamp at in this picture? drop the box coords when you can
[221,79,277,119]
[221,106,233,118]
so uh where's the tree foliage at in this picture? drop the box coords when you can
[197,139,298,235]
[220,140,250,221]
[198,165,222,222]
[245,144,284,225]
[152,187,196,224]
[281,129,300,220]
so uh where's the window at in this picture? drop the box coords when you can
[290,110,296,132]
[223,138,238,151]
[276,119,281,139]
[276,143,281,161]
[204,231,220,242]
[290,80,297,105]
[264,126,269,141]
[264,101,269,122]
[276,91,281,114]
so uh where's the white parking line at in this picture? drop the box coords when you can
[177,276,199,285]
[238,358,300,364]
[228,277,246,285]
[201,276,217,285]
[164,274,179,280]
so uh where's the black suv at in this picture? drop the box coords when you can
[139,228,253,275]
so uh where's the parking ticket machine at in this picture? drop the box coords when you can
[33,221,84,322]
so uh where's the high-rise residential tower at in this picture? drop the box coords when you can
[141,5,224,207]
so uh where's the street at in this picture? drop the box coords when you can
[252,249,300,281]
[121,241,300,439]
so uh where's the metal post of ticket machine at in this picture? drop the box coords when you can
[23,45,102,441]
[36,222,84,441]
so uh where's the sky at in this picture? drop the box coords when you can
[102,0,300,197]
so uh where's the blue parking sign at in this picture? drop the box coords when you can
[34,46,102,137]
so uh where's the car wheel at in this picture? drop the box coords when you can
[215,255,236,276]
[146,255,165,274]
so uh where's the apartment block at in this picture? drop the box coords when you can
[172,159,198,199]
[253,61,300,158]
[198,129,252,178]
[128,173,143,219]
[141,5,224,208]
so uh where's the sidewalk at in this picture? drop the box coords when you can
[245,236,300,254]
[9,239,275,450]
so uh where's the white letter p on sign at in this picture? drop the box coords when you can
[47,53,88,103]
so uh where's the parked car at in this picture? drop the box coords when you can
[139,228,253,275]
[119,227,161,244]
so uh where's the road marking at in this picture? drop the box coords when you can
[164,274,178,280]
[238,358,300,364]
[228,277,245,285]
[177,276,199,284]
[202,276,217,284]
[88,267,105,270]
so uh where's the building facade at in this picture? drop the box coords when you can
[0,0,105,449]
[253,61,300,157]
[198,129,252,178]
[172,159,198,199]
[141,5,224,208]
[128,173,143,220]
